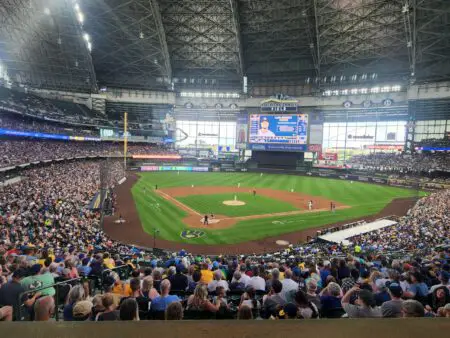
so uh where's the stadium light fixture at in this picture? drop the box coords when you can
[77,12,84,23]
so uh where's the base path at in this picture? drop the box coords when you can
[103,174,417,255]
[156,186,348,230]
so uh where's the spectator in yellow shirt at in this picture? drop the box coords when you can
[200,263,213,285]
[103,253,115,270]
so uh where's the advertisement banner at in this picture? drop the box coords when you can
[319,152,338,161]
[140,166,209,172]
[132,154,182,160]
[0,128,100,141]
[236,113,248,149]
[307,144,322,152]
[248,143,307,152]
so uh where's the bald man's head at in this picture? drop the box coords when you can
[34,296,55,321]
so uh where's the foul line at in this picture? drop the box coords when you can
[155,190,201,216]
[222,206,351,221]
[154,189,350,223]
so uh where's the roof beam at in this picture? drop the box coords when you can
[148,0,172,81]
[403,0,417,82]
[313,0,321,85]
[229,0,244,78]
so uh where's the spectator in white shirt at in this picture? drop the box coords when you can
[248,266,265,291]
[237,265,251,287]
[281,269,299,301]
[207,270,229,292]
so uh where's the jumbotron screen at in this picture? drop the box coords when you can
[248,114,308,145]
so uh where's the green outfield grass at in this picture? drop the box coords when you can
[131,172,423,245]
[176,193,298,217]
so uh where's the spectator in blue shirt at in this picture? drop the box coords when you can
[320,261,331,286]
[150,280,180,312]
[77,258,92,276]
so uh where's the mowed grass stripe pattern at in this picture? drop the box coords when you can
[131,172,419,245]
[176,193,298,217]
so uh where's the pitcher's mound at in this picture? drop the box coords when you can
[223,200,246,206]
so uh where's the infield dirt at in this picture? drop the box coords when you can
[156,186,348,229]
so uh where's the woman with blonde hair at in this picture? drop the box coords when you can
[63,285,85,321]
[237,304,253,320]
[142,276,160,300]
[186,284,220,312]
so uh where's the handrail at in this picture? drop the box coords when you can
[16,277,82,321]
[100,264,133,293]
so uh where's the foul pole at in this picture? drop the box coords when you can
[124,112,128,170]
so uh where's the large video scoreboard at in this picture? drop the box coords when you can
[247,114,308,152]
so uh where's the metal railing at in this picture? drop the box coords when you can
[16,277,82,321]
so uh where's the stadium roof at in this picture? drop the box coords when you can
[0,0,449,93]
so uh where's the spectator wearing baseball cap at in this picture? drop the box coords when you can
[0,268,41,319]
[20,264,55,297]
[381,282,403,318]
[277,303,298,319]
[169,264,188,291]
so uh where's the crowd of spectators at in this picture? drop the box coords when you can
[348,152,450,173]
[0,157,448,321]
[344,189,449,252]
[416,138,450,148]
[0,115,98,137]
[1,87,164,133]
[0,140,178,168]
[0,87,108,126]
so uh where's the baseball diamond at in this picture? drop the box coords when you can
[103,171,421,254]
